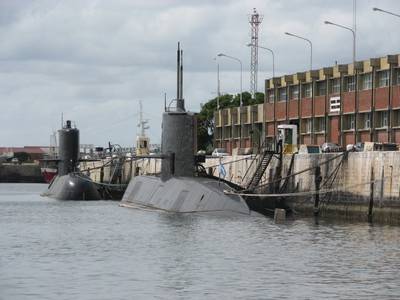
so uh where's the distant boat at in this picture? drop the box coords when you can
[41,167,57,183]
[40,131,58,183]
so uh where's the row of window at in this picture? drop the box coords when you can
[268,68,400,102]
[216,110,400,139]
[300,111,394,134]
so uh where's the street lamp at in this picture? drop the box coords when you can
[284,32,313,70]
[217,53,243,149]
[373,7,400,18]
[324,20,356,63]
[247,43,275,78]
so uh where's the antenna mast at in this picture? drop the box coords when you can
[249,8,263,99]
[176,42,185,111]
[138,100,149,137]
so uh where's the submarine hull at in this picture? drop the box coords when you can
[121,175,251,216]
[42,173,101,200]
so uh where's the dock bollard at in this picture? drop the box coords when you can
[274,208,286,223]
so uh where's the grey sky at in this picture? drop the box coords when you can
[1,0,399,147]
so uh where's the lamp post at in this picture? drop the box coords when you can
[284,32,313,70]
[373,7,400,18]
[247,43,275,78]
[217,53,243,149]
[324,21,356,63]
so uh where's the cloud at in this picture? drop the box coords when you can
[0,0,399,146]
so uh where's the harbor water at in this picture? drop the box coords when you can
[1,183,400,299]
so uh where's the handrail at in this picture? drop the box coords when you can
[240,137,273,186]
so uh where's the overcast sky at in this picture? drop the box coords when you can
[1,0,399,147]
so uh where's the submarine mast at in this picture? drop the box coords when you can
[161,42,196,179]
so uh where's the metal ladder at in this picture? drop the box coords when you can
[246,150,274,191]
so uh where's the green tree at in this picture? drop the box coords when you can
[13,152,31,163]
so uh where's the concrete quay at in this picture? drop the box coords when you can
[81,157,161,185]
[82,152,400,224]
[204,152,400,225]
[0,163,44,183]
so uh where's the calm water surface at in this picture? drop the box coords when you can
[1,183,400,299]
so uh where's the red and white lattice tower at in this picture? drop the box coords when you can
[249,8,263,99]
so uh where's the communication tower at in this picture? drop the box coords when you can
[249,8,263,99]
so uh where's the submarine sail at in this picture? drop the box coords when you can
[121,43,250,215]
[42,120,101,200]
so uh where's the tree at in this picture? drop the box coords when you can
[13,152,31,163]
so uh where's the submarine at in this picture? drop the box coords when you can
[120,43,251,216]
[42,120,101,200]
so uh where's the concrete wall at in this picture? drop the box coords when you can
[0,163,44,183]
[81,158,161,184]
[82,152,400,224]
[204,152,400,224]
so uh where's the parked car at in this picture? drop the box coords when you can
[321,142,343,153]
[346,143,364,152]
[197,150,206,156]
[212,148,228,157]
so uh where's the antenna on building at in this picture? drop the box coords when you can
[249,8,263,99]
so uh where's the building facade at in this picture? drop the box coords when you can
[214,54,400,153]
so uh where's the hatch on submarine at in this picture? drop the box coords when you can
[42,120,101,200]
[120,43,251,215]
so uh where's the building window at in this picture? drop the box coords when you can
[360,73,372,90]
[376,111,388,128]
[343,114,355,130]
[290,85,299,100]
[393,109,400,126]
[278,87,287,102]
[376,70,389,88]
[315,81,326,96]
[358,112,371,129]
[330,78,341,94]
[267,89,275,102]
[350,114,355,129]
[301,118,312,133]
[394,68,400,85]
[344,75,355,92]
[302,83,312,98]
[315,117,325,132]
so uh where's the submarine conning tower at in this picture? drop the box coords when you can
[58,120,79,176]
[161,42,197,180]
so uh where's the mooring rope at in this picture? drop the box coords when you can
[72,173,128,188]
[224,170,395,200]
[205,155,256,169]
[247,151,347,193]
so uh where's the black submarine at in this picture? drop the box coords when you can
[42,120,101,200]
[120,43,251,215]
